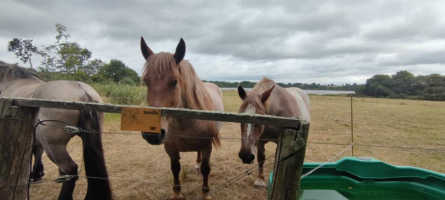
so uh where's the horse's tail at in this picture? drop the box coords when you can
[78,95,112,200]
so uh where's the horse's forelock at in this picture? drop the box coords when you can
[241,91,265,112]
[142,53,180,82]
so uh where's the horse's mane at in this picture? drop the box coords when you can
[0,61,41,82]
[253,77,277,93]
[142,53,214,110]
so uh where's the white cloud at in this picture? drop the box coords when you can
[1,0,445,84]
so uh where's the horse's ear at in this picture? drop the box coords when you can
[141,37,153,60]
[238,85,247,100]
[174,38,186,65]
[261,86,275,103]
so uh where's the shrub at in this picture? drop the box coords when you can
[92,82,147,105]
[119,77,135,85]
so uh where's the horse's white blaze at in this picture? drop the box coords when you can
[244,104,256,145]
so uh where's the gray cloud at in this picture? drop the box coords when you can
[1,0,445,85]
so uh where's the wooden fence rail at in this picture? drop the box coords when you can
[0,97,309,200]
[9,97,302,128]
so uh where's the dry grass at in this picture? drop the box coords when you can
[30,91,445,199]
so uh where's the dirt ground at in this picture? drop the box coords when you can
[30,93,445,199]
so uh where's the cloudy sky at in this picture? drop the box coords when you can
[1,0,445,85]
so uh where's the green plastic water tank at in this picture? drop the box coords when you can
[268,157,445,200]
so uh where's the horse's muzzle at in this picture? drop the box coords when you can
[142,129,166,145]
[239,152,255,164]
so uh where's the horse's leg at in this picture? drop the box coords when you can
[45,144,78,200]
[31,142,45,183]
[168,150,183,200]
[195,151,202,172]
[254,141,267,187]
[201,145,213,200]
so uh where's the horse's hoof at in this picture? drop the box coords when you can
[254,179,267,187]
[31,171,45,183]
[169,193,184,200]
[202,194,212,200]
[30,178,42,184]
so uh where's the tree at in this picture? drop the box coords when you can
[417,74,444,88]
[363,74,393,97]
[390,71,416,95]
[99,59,139,83]
[7,38,42,69]
[359,71,445,101]
[40,23,92,73]
[82,58,104,76]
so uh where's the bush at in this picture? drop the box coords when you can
[421,94,445,101]
[92,82,147,105]
[91,74,108,83]
[119,77,135,85]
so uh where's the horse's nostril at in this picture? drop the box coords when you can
[160,129,166,135]
[239,152,255,164]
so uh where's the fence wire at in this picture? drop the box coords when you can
[28,120,445,151]
[1,116,444,200]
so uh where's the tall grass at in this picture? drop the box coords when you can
[91,82,147,105]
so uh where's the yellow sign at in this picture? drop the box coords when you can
[120,107,161,133]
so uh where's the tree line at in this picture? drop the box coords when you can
[355,71,445,101]
[7,24,139,85]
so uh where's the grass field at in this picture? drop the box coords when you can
[30,91,445,199]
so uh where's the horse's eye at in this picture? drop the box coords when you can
[171,80,178,87]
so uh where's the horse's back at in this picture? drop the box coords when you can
[33,80,103,122]
[0,79,42,98]
[33,80,102,102]
[203,82,224,130]
[285,87,311,122]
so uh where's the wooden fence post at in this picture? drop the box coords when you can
[269,123,310,200]
[0,99,38,199]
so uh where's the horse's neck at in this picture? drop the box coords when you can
[265,87,299,118]
[179,81,211,110]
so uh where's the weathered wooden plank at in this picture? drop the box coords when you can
[270,123,310,200]
[0,99,38,199]
[6,97,301,128]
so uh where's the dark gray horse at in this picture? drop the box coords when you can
[0,62,112,200]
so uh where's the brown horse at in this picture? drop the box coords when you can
[140,37,224,200]
[0,61,112,200]
[237,77,310,187]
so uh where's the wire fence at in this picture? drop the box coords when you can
[32,120,445,151]
[2,113,445,199]
[28,119,354,197]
